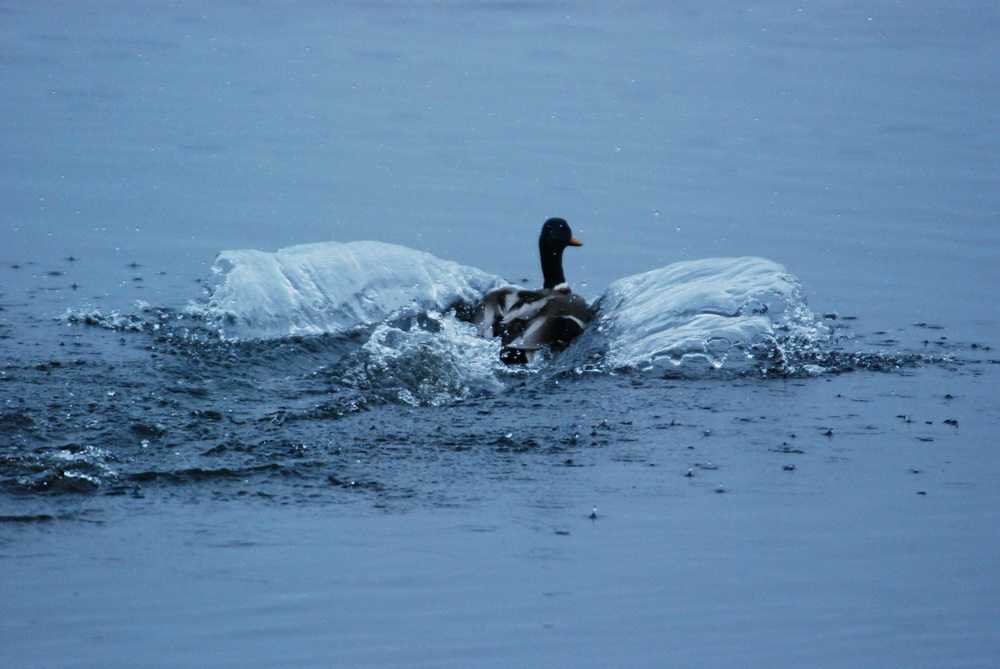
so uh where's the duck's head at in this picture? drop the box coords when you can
[539,217,582,289]
[540,217,582,251]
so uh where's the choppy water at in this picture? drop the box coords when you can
[2,1,999,667]
[3,241,972,505]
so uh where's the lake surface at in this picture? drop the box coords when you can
[2,1,999,666]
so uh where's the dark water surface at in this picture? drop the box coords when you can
[3,1,999,666]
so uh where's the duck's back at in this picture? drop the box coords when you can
[475,286,590,351]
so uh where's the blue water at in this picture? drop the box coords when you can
[2,1,999,666]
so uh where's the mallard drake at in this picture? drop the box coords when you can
[475,217,592,364]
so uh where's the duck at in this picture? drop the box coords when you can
[475,217,592,364]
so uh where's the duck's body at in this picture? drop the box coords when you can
[475,218,592,364]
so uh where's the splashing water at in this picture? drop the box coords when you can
[320,311,510,406]
[197,240,504,340]
[8,240,974,505]
[553,257,832,376]
[57,242,941,408]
